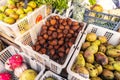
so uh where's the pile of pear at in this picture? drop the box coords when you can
[72,32,120,80]
[0,0,37,24]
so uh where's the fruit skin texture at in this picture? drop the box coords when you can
[106,49,120,57]
[90,77,102,80]
[114,71,120,80]
[9,13,19,20]
[0,6,7,12]
[0,72,11,80]
[75,52,85,66]
[84,50,94,63]
[0,13,6,20]
[91,40,101,46]
[85,45,98,54]
[94,64,103,75]
[85,63,98,77]
[116,44,120,50]
[16,8,24,15]
[6,54,23,70]
[99,44,106,53]
[3,17,15,24]
[107,44,114,50]
[95,52,108,65]
[28,1,37,9]
[113,61,120,72]
[81,42,91,50]
[86,33,97,42]
[102,69,114,80]
[5,9,15,16]
[91,4,103,12]
[98,36,107,43]
[19,69,37,80]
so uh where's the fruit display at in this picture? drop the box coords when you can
[0,0,38,24]
[71,32,120,80]
[0,72,12,80]
[4,54,38,80]
[32,15,84,64]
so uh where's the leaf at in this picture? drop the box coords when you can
[89,0,96,5]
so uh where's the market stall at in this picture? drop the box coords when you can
[0,0,120,80]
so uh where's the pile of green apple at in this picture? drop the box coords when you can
[0,0,37,24]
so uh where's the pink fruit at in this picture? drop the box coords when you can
[0,72,11,80]
[8,54,23,70]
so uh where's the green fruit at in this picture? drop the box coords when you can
[116,44,120,50]
[75,52,85,66]
[94,64,103,75]
[99,44,106,53]
[19,14,26,19]
[9,13,19,20]
[114,71,120,80]
[0,6,7,12]
[24,6,33,14]
[28,1,37,8]
[85,45,98,54]
[0,13,6,20]
[90,77,102,80]
[107,44,114,50]
[91,40,101,46]
[102,69,114,80]
[86,33,97,42]
[113,61,120,72]
[81,42,91,50]
[84,51,94,63]
[95,52,108,65]
[16,8,24,15]
[103,64,114,71]
[3,17,15,24]
[85,63,98,77]
[5,9,15,16]
[98,36,107,43]
[19,69,37,80]
[108,57,115,62]
[106,49,120,57]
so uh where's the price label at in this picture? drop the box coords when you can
[18,18,30,34]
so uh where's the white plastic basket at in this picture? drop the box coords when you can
[39,71,66,80]
[67,24,120,80]
[15,13,86,74]
[0,46,45,80]
[0,5,46,38]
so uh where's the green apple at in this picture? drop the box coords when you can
[16,8,24,15]
[0,13,6,20]
[0,6,7,12]
[3,17,15,24]
[28,1,37,9]
[9,13,19,20]
[19,14,26,19]
[5,9,15,16]
[24,6,33,14]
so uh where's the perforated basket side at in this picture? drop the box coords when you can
[83,9,120,31]
[0,46,45,80]
[40,71,66,80]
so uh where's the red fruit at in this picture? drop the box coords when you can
[8,54,23,70]
[0,72,11,80]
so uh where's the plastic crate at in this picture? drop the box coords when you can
[38,71,66,80]
[67,24,120,80]
[68,3,120,31]
[15,13,86,74]
[0,46,45,80]
[0,5,46,39]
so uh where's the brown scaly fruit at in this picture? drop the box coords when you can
[102,69,114,80]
